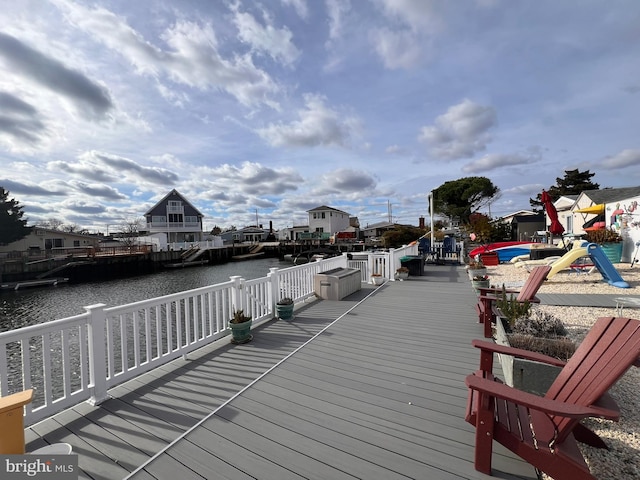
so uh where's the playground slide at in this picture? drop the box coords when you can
[547,247,589,278]
[587,243,629,288]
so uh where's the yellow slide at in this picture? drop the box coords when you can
[547,247,590,278]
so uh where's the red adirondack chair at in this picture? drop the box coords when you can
[475,265,551,338]
[465,316,640,479]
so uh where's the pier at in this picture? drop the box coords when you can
[2,244,538,479]
[22,265,533,479]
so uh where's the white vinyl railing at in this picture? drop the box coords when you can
[0,246,422,426]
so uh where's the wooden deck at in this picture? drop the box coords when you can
[26,265,536,479]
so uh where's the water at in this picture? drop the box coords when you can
[0,257,291,332]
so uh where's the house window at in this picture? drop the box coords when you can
[152,216,166,223]
[313,213,317,219]
[315,227,324,233]
[168,201,182,207]
[321,212,325,219]
[185,216,198,223]
[566,216,573,233]
[168,214,183,223]
[73,241,80,247]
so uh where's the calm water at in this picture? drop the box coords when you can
[0,257,291,332]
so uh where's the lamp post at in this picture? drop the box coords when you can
[428,191,435,249]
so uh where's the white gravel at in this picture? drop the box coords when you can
[484,262,640,479]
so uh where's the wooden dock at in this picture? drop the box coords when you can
[26,266,536,479]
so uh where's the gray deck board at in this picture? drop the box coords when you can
[26,293,361,479]
[126,268,537,480]
[25,267,538,479]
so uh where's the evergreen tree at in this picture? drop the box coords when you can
[432,177,500,224]
[529,169,599,211]
[0,187,33,245]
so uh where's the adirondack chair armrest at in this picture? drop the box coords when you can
[0,389,33,414]
[478,288,518,299]
[472,339,567,367]
[465,375,620,420]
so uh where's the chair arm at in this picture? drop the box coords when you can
[472,339,567,367]
[478,288,518,298]
[465,375,619,421]
[0,389,33,414]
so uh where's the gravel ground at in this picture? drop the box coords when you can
[483,262,640,479]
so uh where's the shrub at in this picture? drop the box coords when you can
[230,309,251,324]
[495,286,531,330]
[507,334,576,361]
[585,228,622,244]
[510,310,567,337]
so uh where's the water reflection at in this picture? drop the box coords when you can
[0,258,290,332]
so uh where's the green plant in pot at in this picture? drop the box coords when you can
[229,309,252,344]
[585,228,623,263]
[471,274,490,294]
[396,266,410,280]
[276,297,294,321]
[466,258,487,279]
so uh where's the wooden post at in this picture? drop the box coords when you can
[0,389,33,454]
[85,304,109,406]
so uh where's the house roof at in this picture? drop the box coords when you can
[307,205,350,215]
[578,186,640,206]
[144,189,204,217]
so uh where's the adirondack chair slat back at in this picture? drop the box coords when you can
[545,317,640,435]
[515,265,550,302]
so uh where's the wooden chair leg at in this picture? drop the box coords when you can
[474,395,495,474]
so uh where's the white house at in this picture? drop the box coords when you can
[571,186,640,262]
[0,227,100,255]
[143,189,204,243]
[307,206,351,237]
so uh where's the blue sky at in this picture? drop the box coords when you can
[1,0,639,233]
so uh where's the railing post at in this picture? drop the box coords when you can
[268,267,280,315]
[85,303,109,406]
[229,275,244,315]
[389,248,397,281]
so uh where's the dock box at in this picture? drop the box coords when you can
[314,268,362,300]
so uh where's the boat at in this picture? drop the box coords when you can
[469,242,565,263]
[286,249,340,265]
[1,278,69,291]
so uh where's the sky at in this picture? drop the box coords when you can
[1,0,639,234]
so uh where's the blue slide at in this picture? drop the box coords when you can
[587,243,629,288]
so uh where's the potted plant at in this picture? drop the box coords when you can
[229,309,252,344]
[585,228,623,263]
[395,266,410,281]
[276,297,294,321]
[370,273,384,285]
[466,258,487,279]
[470,274,490,294]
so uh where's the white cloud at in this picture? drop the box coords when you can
[419,99,497,160]
[462,153,530,173]
[232,7,300,66]
[371,28,422,70]
[256,94,360,148]
[326,0,350,41]
[53,1,279,109]
[77,150,179,186]
[375,0,440,31]
[281,0,309,20]
[601,149,640,169]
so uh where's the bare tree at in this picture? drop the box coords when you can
[118,217,145,247]
[37,218,65,230]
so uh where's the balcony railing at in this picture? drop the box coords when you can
[0,245,425,426]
